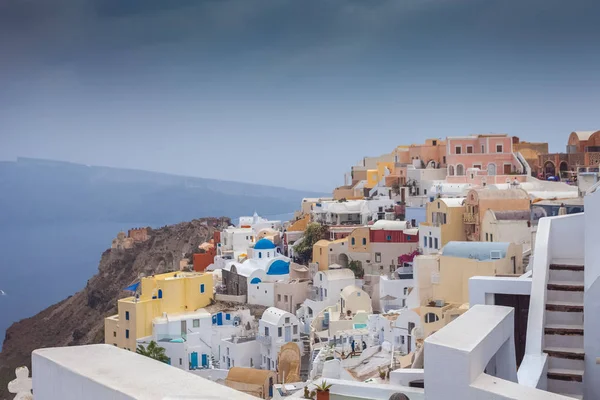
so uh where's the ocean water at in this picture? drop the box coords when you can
[0,222,152,350]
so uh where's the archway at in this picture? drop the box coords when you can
[338,253,349,268]
[456,164,465,176]
[488,163,496,176]
[559,161,569,179]
[448,165,455,176]
[544,161,556,178]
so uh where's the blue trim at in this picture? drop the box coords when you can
[200,284,205,293]
[250,277,262,284]
[158,289,163,299]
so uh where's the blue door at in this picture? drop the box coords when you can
[201,354,208,368]
[190,352,198,369]
[217,313,223,325]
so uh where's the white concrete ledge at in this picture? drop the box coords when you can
[32,344,255,400]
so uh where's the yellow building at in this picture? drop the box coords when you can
[434,241,523,305]
[104,271,213,351]
[347,227,370,253]
[287,215,310,232]
[311,238,349,270]
[419,197,466,254]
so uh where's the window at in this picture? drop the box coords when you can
[259,252,262,259]
[125,329,130,339]
[319,274,323,281]
[362,238,367,245]
[227,348,230,355]
[125,311,130,321]
[432,140,437,146]
[423,236,427,247]
[434,238,439,249]
[200,284,205,293]
[456,164,464,176]
[466,146,473,154]
[402,299,406,307]
[425,313,440,323]
[278,327,282,337]
[443,214,447,224]
[443,156,446,164]
[496,144,503,153]
[265,327,270,336]
[226,313,231,320]
[490,234,494,241]
[193,319,200,328]
[400,336,405,344]
[293,325,298,334]
[448,165,455,176]
[473,164,482,170]
[404,288,408,295]
[113,331,116,337]
[352,237,355,245]
[375,253,381,263]
[386,235,392,241]
[428,237,432,248]
[411,219,416,227]
[407,235,412,241]
[278,294,282,301]
[455,146,462,154]
[179,358,182,366]
[285,317,290,324]
[424,189,427,195]
[324,289,328,297]
[490,250,501,260]
[357,292,361,296]
[158,289,163,299]
[486,233,489,241]
[481,145,485,153]
[267,252,270,257]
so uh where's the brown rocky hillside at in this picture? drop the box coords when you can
[0,217,230,399]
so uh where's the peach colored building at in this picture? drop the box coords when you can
[463,188,531,241]
[512,137,548,177]
[446,134,527,185]
[538,130,600,180]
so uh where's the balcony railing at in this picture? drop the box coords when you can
[256,335,272,346]
[463,213,478,224]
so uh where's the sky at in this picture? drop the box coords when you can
[1,0,599,192]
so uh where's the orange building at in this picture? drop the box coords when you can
[538,131,600,180]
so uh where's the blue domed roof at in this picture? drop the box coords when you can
[254,238,276,250]
[267,260,290,275]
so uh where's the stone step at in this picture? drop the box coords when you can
[547,287,584,304]
[550,264,585,272]
[547,368,584,382]
[545,324,584,336]
[545,327,584,349]
[546,301,584,313]
[549,268,585,283]
[546,347,585,371]
[548,281,585,292]
[546,310,584,326]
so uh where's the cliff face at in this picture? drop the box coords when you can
[0,217,229,399]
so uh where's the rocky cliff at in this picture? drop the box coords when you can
[0,217,229,399]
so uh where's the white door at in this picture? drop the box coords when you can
[285,326,292,342]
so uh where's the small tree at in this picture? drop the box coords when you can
[136,341,169,363]
[294,223,328,264]
[348,260,364,279]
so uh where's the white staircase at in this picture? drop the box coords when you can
[544,262,585,399]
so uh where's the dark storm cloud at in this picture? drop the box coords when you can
[1,0,599,190]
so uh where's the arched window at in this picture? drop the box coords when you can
[351,237,356,245]
[424,312,439,323]
[258,252,262,259]
[158,289,163,299]
[456,164,465,176]
[448,165,455,176]
[362,238,367,245]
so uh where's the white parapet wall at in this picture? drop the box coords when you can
[32,344,256,400]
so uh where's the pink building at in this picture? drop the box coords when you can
[446,134,527,185]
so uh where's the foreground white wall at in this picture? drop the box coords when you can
[32,344,255,400]
[584,187,600,399]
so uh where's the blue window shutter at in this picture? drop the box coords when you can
[226,313,231,320]
[158,289,163,299]
[125,311,129,320]
[200,284,205,293]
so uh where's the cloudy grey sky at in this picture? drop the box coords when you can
[1,0,599,191]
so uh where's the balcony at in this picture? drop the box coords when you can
[463,212,478,224]
[256,335,272,346]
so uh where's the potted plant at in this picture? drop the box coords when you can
[315,380,332,400]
